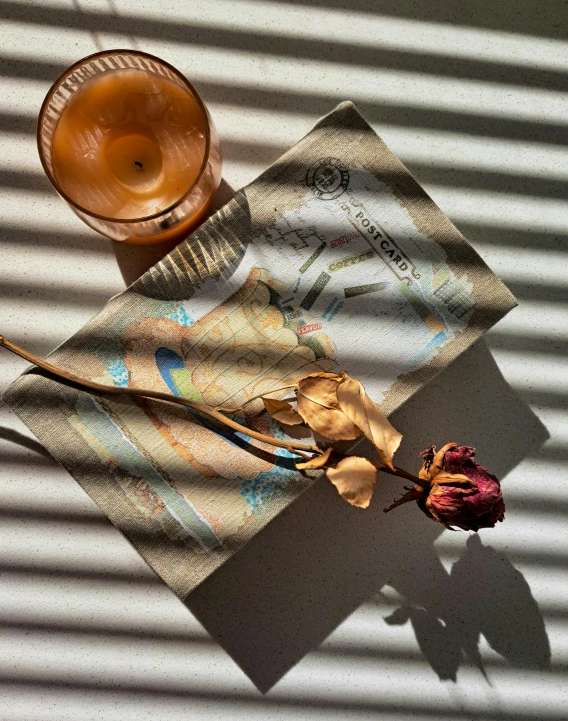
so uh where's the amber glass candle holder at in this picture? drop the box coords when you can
[37,50,222,244]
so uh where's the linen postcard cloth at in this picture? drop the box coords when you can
[3,102,516,598]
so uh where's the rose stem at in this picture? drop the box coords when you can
[214,384,296,413]
[373,463,430,490]
[0,335,322,456]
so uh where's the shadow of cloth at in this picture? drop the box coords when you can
[385,534,550,682]
[0,425,54,460]
[112,178,235,287]
[185,339,548,692]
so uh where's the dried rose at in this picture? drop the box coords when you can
[419,443,505,531]
[384,443,505,532]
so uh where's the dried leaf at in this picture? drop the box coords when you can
[296,447,332,470]
[297,373,341,408]
[326,456,377,508]
[262,397,303,425]
[296,373,362,441]
[336,373,402,468]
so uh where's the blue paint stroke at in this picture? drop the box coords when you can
[154,348,298,472]
[75,394,221,551]
[155,347,186,395]
[412,330,448,366]
[108,358,129,387]
[166,306,194,327]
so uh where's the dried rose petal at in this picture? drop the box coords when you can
[336,373,402,469]
[295,447,332,470]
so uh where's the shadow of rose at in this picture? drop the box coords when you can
[385,534,551,681]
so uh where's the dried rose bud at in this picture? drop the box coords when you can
[384,442,505,532]
[418,443,505,531]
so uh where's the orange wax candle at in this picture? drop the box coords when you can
[51,68,207,222]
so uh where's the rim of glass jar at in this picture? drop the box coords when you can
[37,49,212,225]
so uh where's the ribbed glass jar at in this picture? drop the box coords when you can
[37,50,222,244]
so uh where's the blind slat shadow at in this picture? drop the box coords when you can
[0,616,558,671]
[0,110,34,134]
[0,508,109,526]
[1,220,564,260]
[3,275,565,309]
[0,675,564,720]
[0,451,56,466]
[487,332,568,357]
[6,154,568,206]
[0,169,52,193]
[0,562,161,586]
[0,225,117,255]
[2,491,568,526]
[222,139,568,202]
[505,389,568,411]
[0,425,52,458]
[533,445,568,463]
[259,0,568,41]
[4,78,568,148]
[0,619,211,646]
[0,328,550,412]
[0,279,116,309]
[201,82,568,148]
[6,158,568,209]
[455,223,566,254]
[0,7,567,90]
[500,281,567,304]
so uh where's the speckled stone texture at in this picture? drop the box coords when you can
[0,1,565,718]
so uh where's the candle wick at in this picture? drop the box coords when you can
[134,161,143,169]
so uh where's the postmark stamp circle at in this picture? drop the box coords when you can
[306,157,349,200]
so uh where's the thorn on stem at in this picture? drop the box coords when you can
[383,486,426,514]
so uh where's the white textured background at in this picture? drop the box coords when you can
[0,1,567,719]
